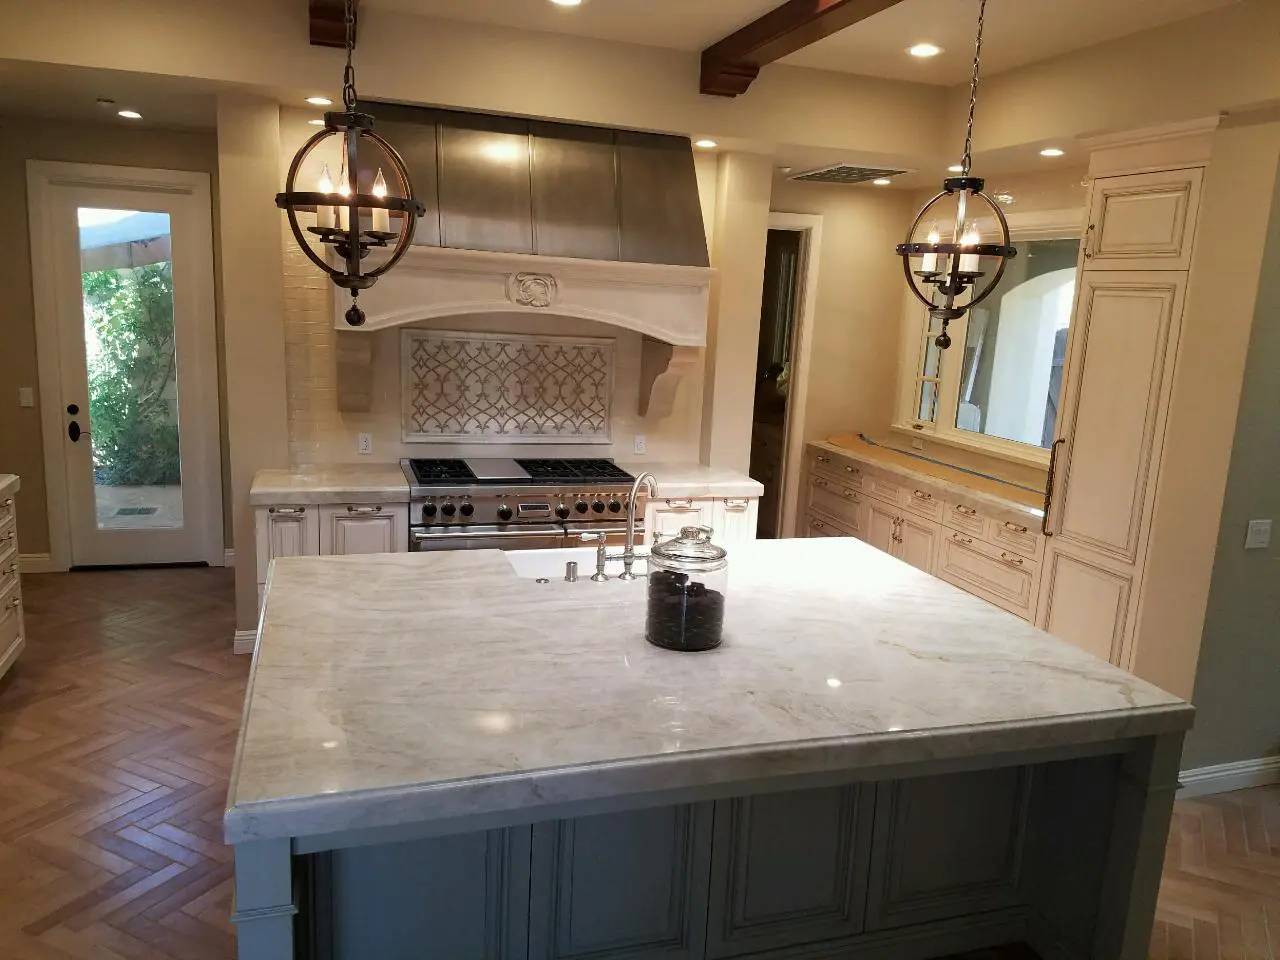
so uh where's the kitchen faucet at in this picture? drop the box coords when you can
[618,472,657,581]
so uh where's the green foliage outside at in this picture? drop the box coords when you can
[81,261,181,486]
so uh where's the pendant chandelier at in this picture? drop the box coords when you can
[895,0,1015,349]
[275,0,426,326]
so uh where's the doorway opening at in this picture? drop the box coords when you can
[748,214,822,539]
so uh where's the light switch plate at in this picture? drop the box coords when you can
[633,434,647,455]
[1245,519,1271,550]
[18,386,34,408]
[357,433,372,456]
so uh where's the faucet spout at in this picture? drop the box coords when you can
[619,472,658,581]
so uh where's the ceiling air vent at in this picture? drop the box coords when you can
[790,164,909,184]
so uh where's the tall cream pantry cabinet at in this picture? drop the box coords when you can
[1038,131,1210,690]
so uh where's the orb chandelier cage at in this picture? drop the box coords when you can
[274,0,426,326]
[894,0,1016,350]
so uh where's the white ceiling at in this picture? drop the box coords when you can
[0,61,218,129]
[365,0,1240,85]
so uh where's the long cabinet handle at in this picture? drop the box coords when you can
[1083,223,1097,259]
[346,505,383,515]
[952,533,973,545]
[1003,521,1029,535]
[723,498,750,511]
[270,506,306,515]
[999,552,1025,567]
[954,504,978,516]
[1042,438,1066,537]
[665,499,694,509]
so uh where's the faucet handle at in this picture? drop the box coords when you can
[579,532,605,543]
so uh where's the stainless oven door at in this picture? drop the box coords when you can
[410,523,566,552]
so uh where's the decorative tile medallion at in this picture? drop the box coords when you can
[402,330,614,443]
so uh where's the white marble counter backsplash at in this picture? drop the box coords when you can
[225,537,1191,844]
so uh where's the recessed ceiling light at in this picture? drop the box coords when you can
[549,0,582,6]
[117,109,142,120]
[948,164,965,173]
[778,166,793,174]
[872,177,893,186]
[694,138,718,150]
[1040,147,1065,157]
[305,96,332,106]
[908,42,943,58]
[307,118,325,126]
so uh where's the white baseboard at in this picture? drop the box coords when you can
[232,629,257,656]
[19,553,61,574]
[223,548,236,568]
[1178,756,1280,798]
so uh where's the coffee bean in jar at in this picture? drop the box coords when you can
[645,526,728,652]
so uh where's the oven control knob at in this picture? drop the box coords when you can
[441,501,457,518]
[421,502,437,520]
[591,498,606,514]
[459,502,474,518]
[497,504,514,522]
[555,503,571,520]
[574,499,589,514]
[607,499,622,514]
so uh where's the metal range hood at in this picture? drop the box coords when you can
[342,103,714,350]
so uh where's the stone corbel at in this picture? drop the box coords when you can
[335,331,374,412]
[639,337,700,420]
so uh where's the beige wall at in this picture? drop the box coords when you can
[769,178,916,462]
[1181,152,1280,767]
[1131,115,1280,699]
[0,114,225,557]
[217,95,288,632]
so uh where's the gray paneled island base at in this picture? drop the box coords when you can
[224,538,1192,960]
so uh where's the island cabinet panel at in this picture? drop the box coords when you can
[317,827,531,960]
[705,785,873,958]
[318,504,410,555]
[865,766,1031,931]
[528,803,714,960]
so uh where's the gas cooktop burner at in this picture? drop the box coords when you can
[406,459,476,485]
[517,458,635,485]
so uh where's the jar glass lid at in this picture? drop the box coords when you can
[650,525,727,572]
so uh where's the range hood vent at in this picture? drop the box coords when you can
[790,163,910,184]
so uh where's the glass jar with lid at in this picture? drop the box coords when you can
[645,525,728,652]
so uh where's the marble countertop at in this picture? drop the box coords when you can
[618,461,763,500]
[250,464,410,505]
[225,538,1191,845]
[249,461,760,506]
[816,435,1044,525]
[0,475,18,501]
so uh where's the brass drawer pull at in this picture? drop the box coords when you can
[5,597,18,610]
[912,490,933,501]
[816,455,831,464]
[999,552,1025,566]
[346,505,383,515]
[814,478,831,490]
[665,498,694,509]
[952,533,973,545]
[1,498,12,508]
[843,465,859,475]
[723,498,749,511]
[1003,521,1029,534]
[0,533,12,544]
[6,562,16,575]
[842,489,859,502]
[812,520,825,530]
[955,504,978,516]
[270,506,306,515]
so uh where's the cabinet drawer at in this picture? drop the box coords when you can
[943,500,986,538]
[864,470,903,503]
[808,449,864,488]
[989,517,1043,562]
[0,494,15,533]
[899,486,942,523]
[0,540,18,598]
[808,477,866,533]
[0,580,21,657]
[937,531,1038,619]
[805,512,856,538]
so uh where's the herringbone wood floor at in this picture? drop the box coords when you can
[0,567,1274,959]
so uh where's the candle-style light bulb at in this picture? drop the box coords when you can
[336,175,351,230]
[370,168,390,233]
[921,226,941,274]
[959,224,981,273]
[315,162,335,229]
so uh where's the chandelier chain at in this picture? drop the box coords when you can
[960,0,988,176]
[342,0,358,111]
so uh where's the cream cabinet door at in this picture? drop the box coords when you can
[319,504,409,555]
[255,506,320,572]
[1036,547,1133,664]
[895,514,938,575]
[644,498,715,544]
[1084,168,1202,271]
[864,499,899,555]
[1047,272,1185,564]
[712,498,758,550]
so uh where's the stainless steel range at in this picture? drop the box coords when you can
[401,457,638,552]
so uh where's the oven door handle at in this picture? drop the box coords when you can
[411,524,565,542]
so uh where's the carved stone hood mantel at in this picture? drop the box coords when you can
[335,244,714,347]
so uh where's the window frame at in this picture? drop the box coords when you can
[892,207,1086,468]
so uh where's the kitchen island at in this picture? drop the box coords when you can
[225,537,1192,960]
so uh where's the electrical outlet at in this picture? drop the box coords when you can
[633,434,647,455]
[357,433,373,456]
[18,387,34,408]
[1244,519,1271,550]
[910,438,925,450]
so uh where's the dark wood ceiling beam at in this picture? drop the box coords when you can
[309,0,357,49]
[701,0,906,97]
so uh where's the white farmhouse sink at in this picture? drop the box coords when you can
[504,546,649,580]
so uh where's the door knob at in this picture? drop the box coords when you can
[68,421,85,442]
